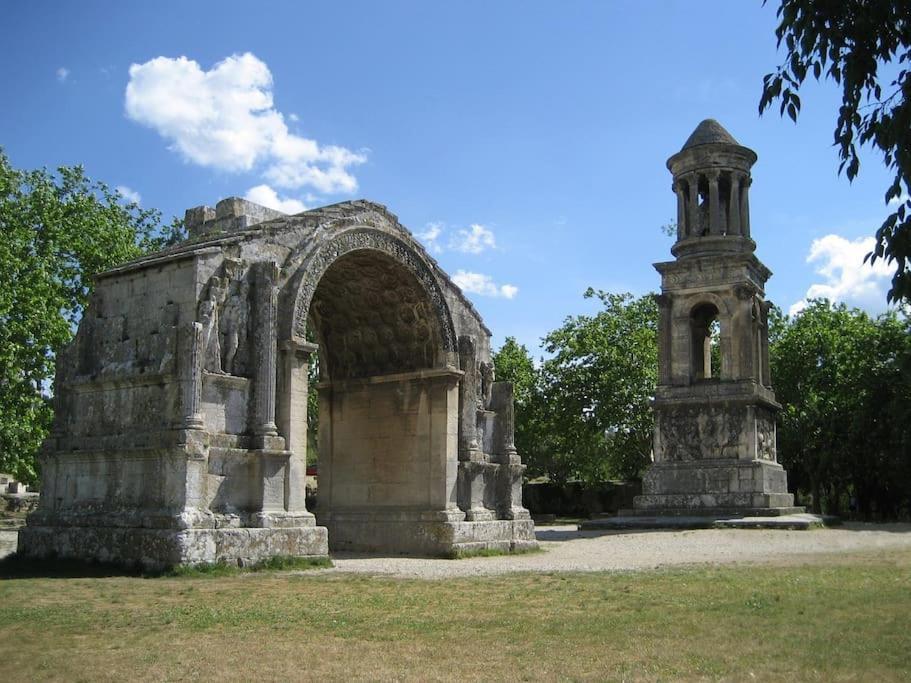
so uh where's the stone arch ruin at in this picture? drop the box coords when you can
[19,199,535,567]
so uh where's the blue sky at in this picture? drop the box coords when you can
[1,1,899,355]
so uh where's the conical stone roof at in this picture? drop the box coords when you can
[680,119,739,151]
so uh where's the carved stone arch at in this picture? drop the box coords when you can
[684,291,731,319]
[683,293,733,381]
[280,227,457,355]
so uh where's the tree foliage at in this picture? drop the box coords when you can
[0,150,182,483]
[494,290,657,484]
[760,0,911,302]
[770,299,911,517]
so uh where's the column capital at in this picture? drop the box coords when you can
[279,339,319,357]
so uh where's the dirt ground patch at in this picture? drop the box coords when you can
[319,522,911,579]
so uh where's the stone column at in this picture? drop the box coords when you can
[674,181,687,239]
[176,322,205,430]
[760,301,772,386]
[740,177,752,238]
[490,381,529,521]
[687,174,700,235]
[277,339,318,513]
[655,294,672,385]
[252,262,280,441]
[708,171,721,235]
[457,336,483,462]
[490,382,519,465]
[729,174,742,236]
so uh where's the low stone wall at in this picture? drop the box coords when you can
[522,481,641,519]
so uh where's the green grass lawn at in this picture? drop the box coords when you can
[1,550,909,681]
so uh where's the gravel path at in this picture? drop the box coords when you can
[319,523,911,579]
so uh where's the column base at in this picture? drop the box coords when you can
[17,523,328,570]
[634,458,800,515]
[318,508,537,557]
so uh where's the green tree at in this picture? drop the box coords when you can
[760,0,911,302]
[533,289,658,484]
[492,336,537,406]
[770,299,911,516]
[0,150,182,483]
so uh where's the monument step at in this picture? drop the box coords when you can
[580,511,837,531]
[617,505,805,518]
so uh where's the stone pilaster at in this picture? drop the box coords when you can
[276,339,318,513]
[655,293,672,385]
[175,322,205,430]
[490,382,519,465]
[760,301,772,386]
[252,261,280,441]
[457,336,483,462]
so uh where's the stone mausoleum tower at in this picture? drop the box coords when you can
[634,120,801,516]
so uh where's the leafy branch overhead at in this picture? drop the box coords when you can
[759,0,911,302]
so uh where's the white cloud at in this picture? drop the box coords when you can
[500,284,519,299]
[125,53,366,194]
[450,223,496,254]
[115,185,141,205]
[244,184,307,214]
[417,222,444,254]
[889,193,910,206]
[288,113,299,122]
[56,67,69,83]
[789,234,892,315]
[452,270,518,299]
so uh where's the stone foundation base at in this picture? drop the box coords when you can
[634,458,800,515]
[319,509,537,556]
[17,524,328,570]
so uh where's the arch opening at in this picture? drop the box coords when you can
[292,249,461,552]
[690,302,720,381]
[308,250,444,381]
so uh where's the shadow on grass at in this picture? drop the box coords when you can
[0,553,332,580]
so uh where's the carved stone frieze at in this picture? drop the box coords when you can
[656,404,745,461]
[197,259,251,376]
[755,412,776,461]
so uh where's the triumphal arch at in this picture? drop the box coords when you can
[19,199,535,567]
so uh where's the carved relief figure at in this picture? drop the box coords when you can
[220,279,249,375]
[478,361,495,409]
[199,288,223,373]
[756,415,776,461]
